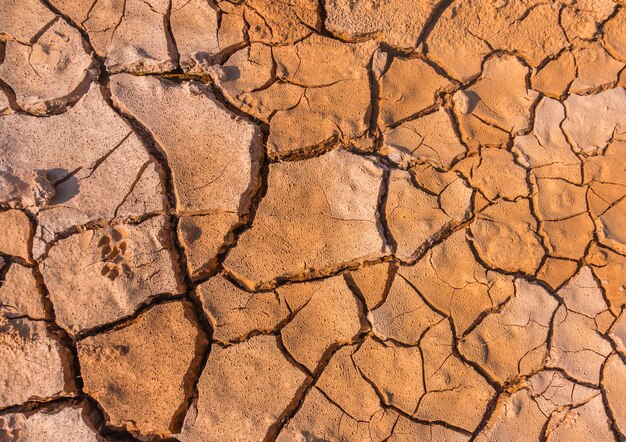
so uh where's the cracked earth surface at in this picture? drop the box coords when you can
[1,0,626,440]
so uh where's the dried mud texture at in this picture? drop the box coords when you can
[1,0,626,440]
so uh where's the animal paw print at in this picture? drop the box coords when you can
[98,227,133,281]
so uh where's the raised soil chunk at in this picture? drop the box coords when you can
[369,274,443,345]
[277,384,396,441]
[279,276,364,372]
[453,55,536,148]
[569,41,624,95]
[470,199,545,275]
[0,210,32,261]
[179,334,306,442]
[513,97,582,183]
[378,58,452,127]
[604,8,626,62]
[78,301,207,438]
[230,0,320,46]
[476,370,603,441]
[562,87,626,156]
[601,353,626,438]
[170,0,220,72]
[459,278,558,384]
[587,244,626,314]
[609,309,626,358]
[110,74,262,215]
[0,316,73,408]
[548,267,613,385]
[50,0,176,74]
[0,85,164,257]
[0,263,46,320]
[400,229,515,336]
[224,149,386,290]
[427,1,568,82]
[531,51,576,99]
[386,168,472,261]
[352,337,425,415]
[381,108,466,170]
[415,320,494,432]
[197,274,290,344]
[0,0,56,43]
[268,35,377,157]
[0,404,99,441]
[0,17,95,115]
[324,0,442,50]
[42,217,182,335]
[387,416,470,441]
[462,147,529,201]
[347,262,396,310]
[110,73,262,273]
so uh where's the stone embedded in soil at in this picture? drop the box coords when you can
[381,108,466,170]
[386,168,472,261]
[0,263,46,320]
[0,210,32,261]
[0,316,72,408]
[400,229,515,336]
[0,85,164,257]
[279,276,363,371]
[197,274,290,344]
[110,73,262,273]
[324,0,441,50]
[0,404,99,441]
[378,57,452,127]
[470,199,545,275]
[224,149,386,290]
[180,334,305,442]
[459,278,557,384]
[78,301,206,438]
[42,216,182,334]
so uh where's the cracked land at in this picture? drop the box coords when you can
[2,0,626,440]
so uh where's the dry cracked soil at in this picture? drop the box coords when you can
[1,0,626,440]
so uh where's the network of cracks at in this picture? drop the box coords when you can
[1,0,626,440]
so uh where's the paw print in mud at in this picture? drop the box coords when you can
[98,227,133,281]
